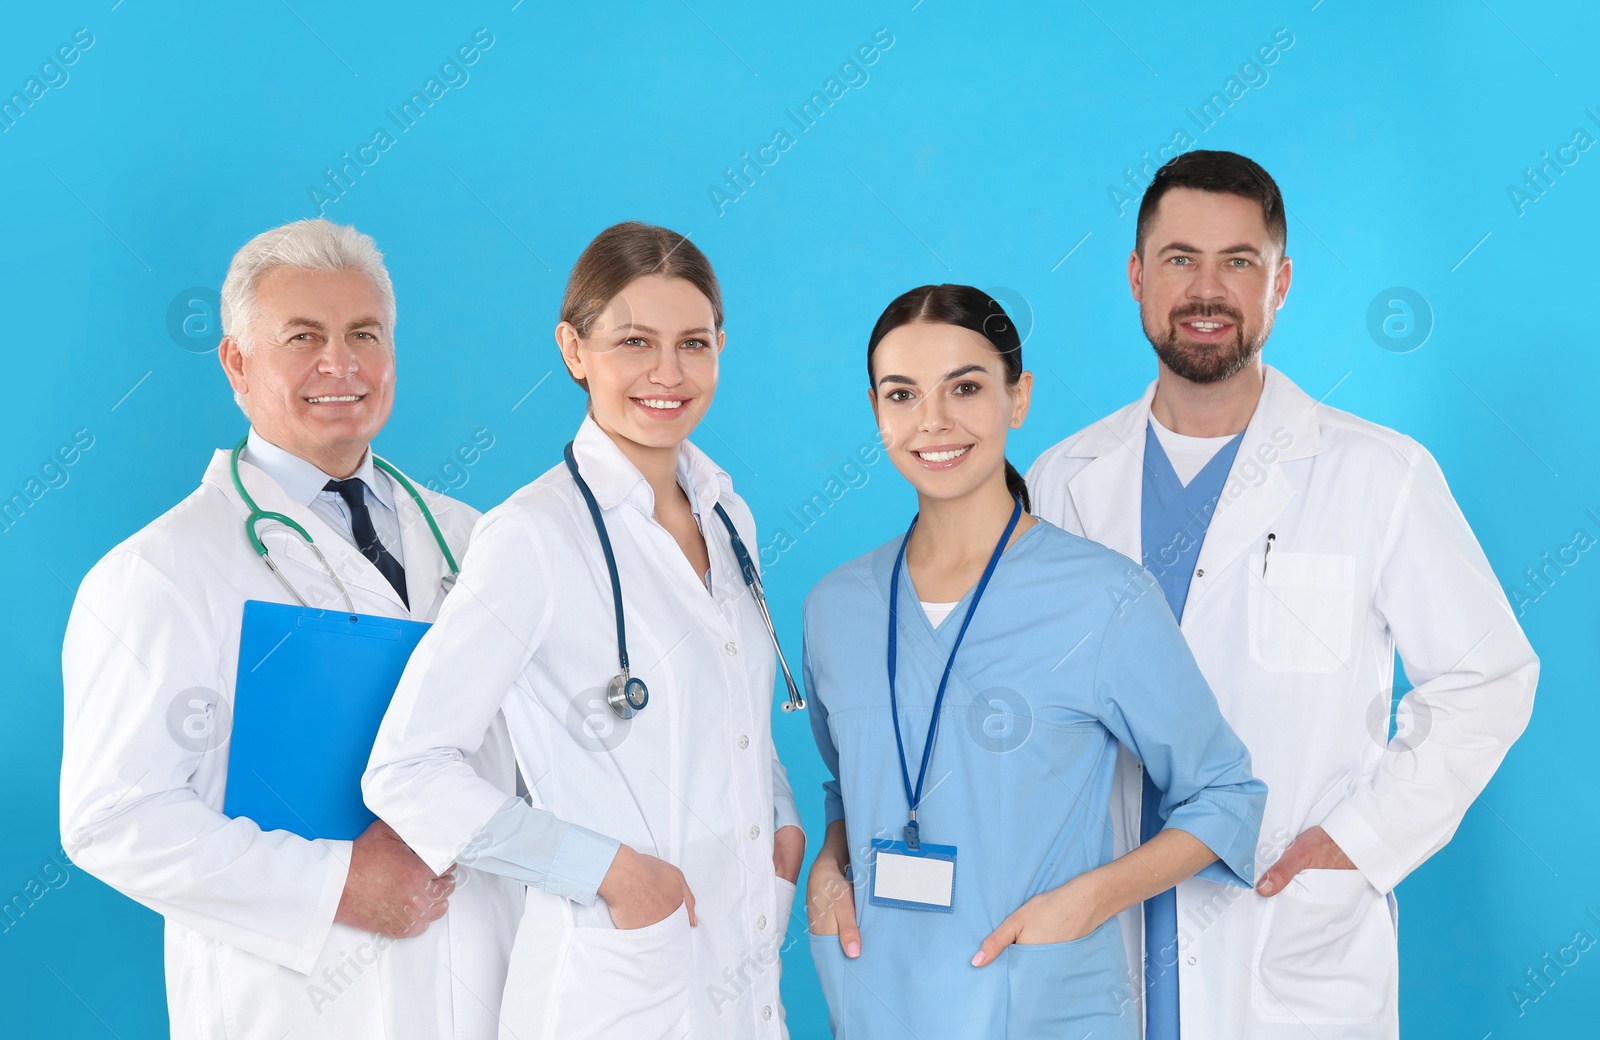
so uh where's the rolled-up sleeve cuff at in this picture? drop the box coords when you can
[1166,789,1264,888]
[544,823,622,905]
[1319,802,1399,895]
[822,781,845,828]
[774,795,802,834]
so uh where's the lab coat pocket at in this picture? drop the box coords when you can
[1251,869,1397,1025]
[1005,921,1137,1039]
[550,902,693,1038]
[1247,552,1356,674]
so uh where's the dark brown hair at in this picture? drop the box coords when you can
[556,222,720,336]
[866,284,1030,512]
[1135,150,1286,256]
[560,221,723,389]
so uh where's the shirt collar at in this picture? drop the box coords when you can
[569,414,729,518]
[243,427,396,512]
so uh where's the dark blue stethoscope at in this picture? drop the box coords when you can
[563,442,805,720]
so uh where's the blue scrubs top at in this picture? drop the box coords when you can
[804,519,1266,1040]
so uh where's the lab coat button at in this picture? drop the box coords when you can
[762,1005,773,1020]
[1187,956,1197,965]
[738,734,750,749]
[756,914,768,930]
[724,641,739,656]
[748,824,761,840]
[1195,568,1204,578]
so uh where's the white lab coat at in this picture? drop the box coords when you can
[364,416,799,1040]
[1026,366,1537,1039]
[60,447,524,1040]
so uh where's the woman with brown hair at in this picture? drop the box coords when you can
[365,221,804,1038]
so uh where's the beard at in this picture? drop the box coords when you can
[1143,301,1270,384]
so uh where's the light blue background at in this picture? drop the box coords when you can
[4,1,1595,1035]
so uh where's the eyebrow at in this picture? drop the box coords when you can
[876,363,989,388]
[615,323,715,337]
[1157,241,1263,257]
[278,317,384,334]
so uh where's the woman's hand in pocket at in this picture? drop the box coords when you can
[598,845,697,930]
[805,822,860,957]
[1255,826,1355,897]
[972,872,1103,966]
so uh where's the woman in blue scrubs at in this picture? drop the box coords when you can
[802,284,1267,1038]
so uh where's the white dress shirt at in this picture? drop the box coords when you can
[244,426,405,564]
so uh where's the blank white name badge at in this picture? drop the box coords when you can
[869,838,957,912]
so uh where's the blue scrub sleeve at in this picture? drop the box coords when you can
[802,620,847,828]
[1090,583,1267,885]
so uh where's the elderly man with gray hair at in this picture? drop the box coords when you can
[60,219,522,1039]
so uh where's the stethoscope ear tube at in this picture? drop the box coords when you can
[710,504,805,712]
[565,442,639,720]
[748,572,805,711]
[373,455,461,581]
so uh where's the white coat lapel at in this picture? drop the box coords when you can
[1187,367,1322,610]
[385,464,455,621]
[1063,383,1156,563]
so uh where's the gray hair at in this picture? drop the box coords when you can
[221,219,396,414]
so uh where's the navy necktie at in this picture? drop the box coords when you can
[324,478,409,608]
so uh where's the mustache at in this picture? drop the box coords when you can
[1169,303,1244,325]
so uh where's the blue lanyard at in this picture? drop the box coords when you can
[887,496,1022,850]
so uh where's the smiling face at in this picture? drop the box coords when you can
[557,274,723,459]
[1129,187,1291,385]
[219,265,395,477]
[869,321,1031,503]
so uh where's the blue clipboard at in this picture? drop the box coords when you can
[223,599,430,841]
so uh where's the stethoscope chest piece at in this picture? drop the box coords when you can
[606,673,649,719]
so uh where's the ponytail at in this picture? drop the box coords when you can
[1004,459,1031,514]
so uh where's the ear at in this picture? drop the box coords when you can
[556,321,586,382]
[1009,371,1033,428]
[1127,249,1145,304]
[219,336,249,396]
[1273,254,1293,310]
[866,384,892,450]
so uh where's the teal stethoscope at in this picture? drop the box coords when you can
[563,441,805,720]
[230,436,459,613]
